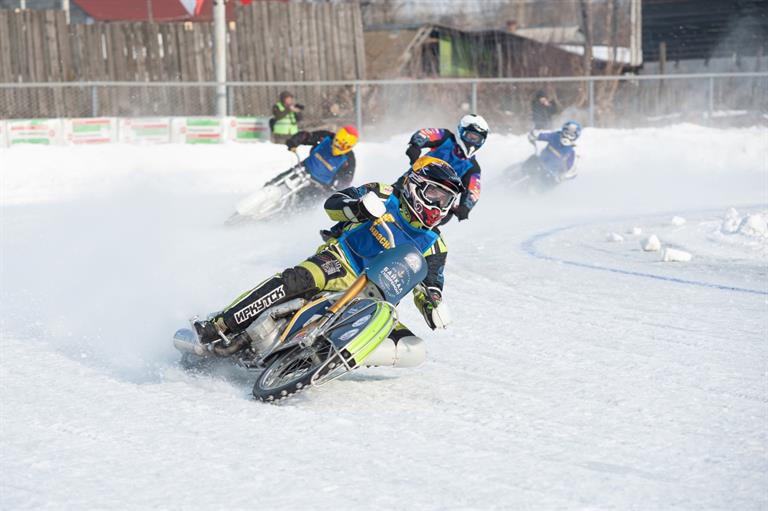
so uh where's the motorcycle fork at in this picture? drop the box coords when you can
[298,274,369,349]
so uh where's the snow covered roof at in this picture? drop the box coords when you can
[558,45,633,65]
[514,26,585,45]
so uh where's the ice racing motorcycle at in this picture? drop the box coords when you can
[226,153,329,225]
[504,153,563,194]
[173,221,429,402]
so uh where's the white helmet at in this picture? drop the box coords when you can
[456,114,489,158]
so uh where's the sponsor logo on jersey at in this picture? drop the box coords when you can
[369,214,395,249]
[380,265,404,296]
[404,252,423,273]
[233,285,286,324]
[321,258,342,276]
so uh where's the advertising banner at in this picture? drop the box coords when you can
[227,117,270,143]
[120,118,172,144]
[65,118,117,144]
[6,119,62,145]
[172,117,224,144]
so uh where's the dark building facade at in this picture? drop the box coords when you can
[643,0,768,62]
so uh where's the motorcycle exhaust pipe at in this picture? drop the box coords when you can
[173,329,207,357]
[212,336,249,357]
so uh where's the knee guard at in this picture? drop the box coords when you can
[281,266,319,296]
[364,335,426,368]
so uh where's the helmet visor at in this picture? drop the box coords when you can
[422,182,457,210]
[462,129,485,146]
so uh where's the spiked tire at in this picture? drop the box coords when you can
[253,341,336,402]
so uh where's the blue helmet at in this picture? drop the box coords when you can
[560,121,581,146]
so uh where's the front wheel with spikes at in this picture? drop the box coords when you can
[253,340,337,402]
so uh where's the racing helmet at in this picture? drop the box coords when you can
[401,156,463,229]
[560,121,581,146]
[456,114,489,158]
[332,125,359,156]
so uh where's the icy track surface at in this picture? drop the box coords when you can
[1,125,767,510]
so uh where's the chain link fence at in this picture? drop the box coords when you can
[1,73,766,137]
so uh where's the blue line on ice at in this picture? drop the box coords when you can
[521,214,768,297]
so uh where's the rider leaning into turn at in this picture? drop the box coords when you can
[403,114,489,221]
[194,156,461,368]
[527,120,582,183]
[285,125,359,190]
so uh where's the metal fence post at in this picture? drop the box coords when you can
[91,85,98,116]
[471,81,478,113]
[213,0,227,117]
[355,82,362,133]
[708,77,715,118]
[588,80,595,126]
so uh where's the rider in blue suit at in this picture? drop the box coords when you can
[526,121,581,184]
[285,127,358,190]
[403,114,489,221]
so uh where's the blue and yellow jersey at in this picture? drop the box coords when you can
[407,128,481,219]
[324,183,448,290]
[286,130,356,188]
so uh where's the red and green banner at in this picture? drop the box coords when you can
[227,117,270,143]
[6,119,61,145]
[65,118,116,144]
[173,117,224,144]
[119,118,172,144]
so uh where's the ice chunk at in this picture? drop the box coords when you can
[628,226,643,236]
[606,232,624,242]
[641,234,661,252]
[661,247,692,262]
[721,208,741,234]
[671,216,687,226]
[738,214,768,237]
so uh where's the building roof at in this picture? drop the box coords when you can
[514,26,585,45]
[364,26,431,79]
[72,0,238,22]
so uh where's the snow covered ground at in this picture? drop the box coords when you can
[1,125,766,510]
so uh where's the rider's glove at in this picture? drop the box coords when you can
[454,204,471,221]
[405,144,421,165]
[287,145,298,152]
[343,191,386,222]
[527,130,539,144]
[416,286,452,330]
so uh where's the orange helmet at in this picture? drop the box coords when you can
[332,125,359,156]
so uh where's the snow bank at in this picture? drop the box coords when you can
[721,208,742,234]
[739,214,768,237]
[1,124,767,510]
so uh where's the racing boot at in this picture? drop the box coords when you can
[193,318,225,345]
[365,325,425,368]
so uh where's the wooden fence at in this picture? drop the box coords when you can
[0,1,366,118]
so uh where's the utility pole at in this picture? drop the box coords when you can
[214,0,227,117]
[62,0,70,24]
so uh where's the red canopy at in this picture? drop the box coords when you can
[72,0,240,22]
